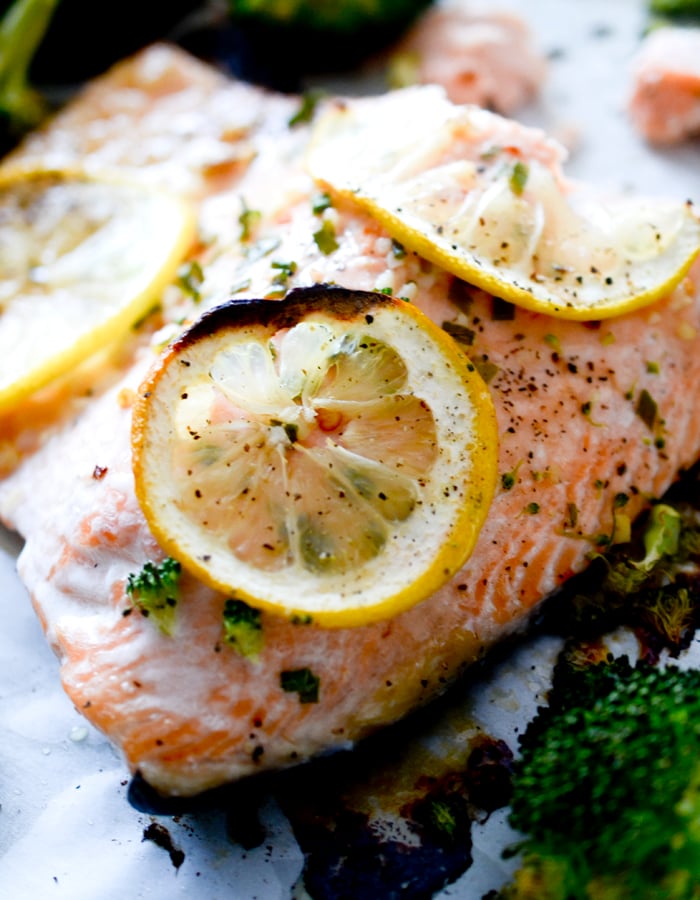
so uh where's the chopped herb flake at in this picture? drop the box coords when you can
[239,202,261,242]
[442,321,475,346]
[501,460,523,491]
[288,89,325,127]
[176,260,204,304]
[429,799,458,837]
[313,219,339,255]
[472,356,500,383]
[391,239,406,259]
[280,667,320,703]
[509,160,529,195]
[311,190,332,215]
[636,388,658,430]
[271,260,297,286]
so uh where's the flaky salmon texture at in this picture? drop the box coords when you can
[2,44,700,798]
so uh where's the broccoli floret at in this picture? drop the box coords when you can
[602,502,680,596]
[228,0,431,34]
[126,558,182,636]
[222,597,263,658]
[223,0,434,90]
[0,0,60,141]
[649,0,700,20]
[501,656,700,898]
[548,501,700,656]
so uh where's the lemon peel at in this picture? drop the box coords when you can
[132,285,498,628]
[0,166,195,413]
[305,86,700,320]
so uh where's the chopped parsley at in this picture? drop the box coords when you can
[311,190,332,215]
[176,260,204,304]
[313,219,339,255]
[472,356,500,384]
[280,667,320,703]
[271,259,297,286]
[442,321,475,346]
[544,333,561,353]
[239,202,261,242]
[391,239,406,259]
[509,160,529,195]
[288,89,325,127]
[501,460,523,491]
[636,388,658,430]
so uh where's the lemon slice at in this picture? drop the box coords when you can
[132,285,498,627]
[0,166,195,413]
[306,86,700,320]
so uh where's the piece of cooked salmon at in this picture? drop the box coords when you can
[386,2,547,112]
[628,25,700,145]
[1,45,700,797]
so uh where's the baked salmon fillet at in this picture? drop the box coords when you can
[1,44,700,797]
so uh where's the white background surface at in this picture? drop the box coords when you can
[1,1,700,897]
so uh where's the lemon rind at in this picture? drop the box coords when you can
[132,290,499,628]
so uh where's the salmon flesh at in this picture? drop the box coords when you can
[1,45,699,796]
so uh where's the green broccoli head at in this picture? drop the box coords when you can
[228,0,432,33]
[548,499,700,658]
[126,557,182,636]
[504,656,700,898]
[222,597,263,658]
[649,0,700,21]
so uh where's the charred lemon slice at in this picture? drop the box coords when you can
[0,166,195,413]
[306,86,700,320]
[132,285,498,627]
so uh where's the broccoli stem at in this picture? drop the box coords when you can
[0,0,60,132]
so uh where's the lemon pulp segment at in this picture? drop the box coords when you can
[0,167,195,413]
[132,285,498,627]
[305,86,700,320]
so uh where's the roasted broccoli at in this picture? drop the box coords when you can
[126,557,182,635]
[499,655,700,899]
[545,498,700,658]
[0,0,59,145]
[222,597,263,658]
[228,0,431,35]
[222,0,434,89]
[649,0,700,20]
[602,502,681,597]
